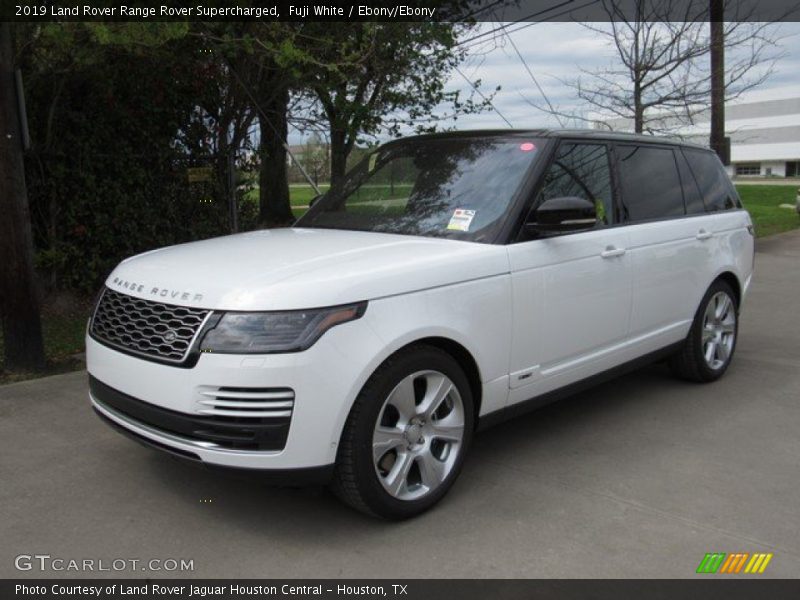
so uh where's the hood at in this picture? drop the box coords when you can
[106,228,509,310]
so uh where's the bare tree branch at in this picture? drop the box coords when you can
[524,0,784,134]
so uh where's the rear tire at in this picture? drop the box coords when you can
[669,279,739,383]
[330,344,474,519]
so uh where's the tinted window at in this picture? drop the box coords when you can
[675,149,706,214]
[683,148,740,211]
[618,145,685,221]
[534,143,614,226]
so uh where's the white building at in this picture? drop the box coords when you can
[596,93,800,178]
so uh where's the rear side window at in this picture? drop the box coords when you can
[618,145,685,221]
[683,148,741,211]
[675,149,706,214]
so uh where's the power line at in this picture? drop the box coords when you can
[454,65,514,127]
[197,25,322,195]
[455,0,508,22]
[505,29,565,127]
[459,22,526,53]
[459,21,537,53]
[457,0,603,52]
[447,4,580,131]
[226,63,322,196]
[454,0,576,48]
[453,0,603,129]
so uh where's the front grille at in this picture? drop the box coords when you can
[90,377,292,451]
[91,288,210,364]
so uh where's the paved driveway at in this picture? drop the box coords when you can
[2,232,799,579]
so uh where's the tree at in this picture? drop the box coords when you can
[255,65,293,225]
[301,133,329,185]
[529,0,782,134]
[90,25,255,234]
[0,22,45,371]
[200,18,491,221]
[180,23,258,230]
[197,22,313,225]
[709,0,726,162]
[306,22,492,185]
[20,23,233,292]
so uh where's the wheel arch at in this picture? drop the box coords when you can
[713,271,742,308]
[412,336,483,427]
[350,335,485,432]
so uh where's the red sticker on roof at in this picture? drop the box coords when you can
[520,142,536,152]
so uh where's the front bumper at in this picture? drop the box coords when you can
[90,376,291,451]
[87,314,386,472]
[92,406,334,484]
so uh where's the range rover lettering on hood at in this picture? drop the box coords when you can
[110,276,204,303]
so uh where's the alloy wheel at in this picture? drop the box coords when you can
[702,291,737,370]
[372,370,465,501]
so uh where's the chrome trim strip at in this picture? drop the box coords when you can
[200,390,295,400]
[185,310,216,359]
[560,218,596,225]
[198,399,294,409]
[197,408,293,418]
[89,288,106,330]
[91,393,283,456]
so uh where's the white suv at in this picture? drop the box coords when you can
[87,130,754,518]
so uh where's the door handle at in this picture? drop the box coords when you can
[696,229,714,241]
[600,246,626,259]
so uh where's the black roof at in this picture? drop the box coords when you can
[394,128,709,151]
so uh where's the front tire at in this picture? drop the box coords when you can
[331,344,474,519]
[669,279,739,382]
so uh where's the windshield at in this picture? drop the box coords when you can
[296,137,543,242]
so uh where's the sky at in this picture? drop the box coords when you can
[444,21,800,131]
[287,20,800,144]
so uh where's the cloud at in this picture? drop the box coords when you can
[288,21,800,143]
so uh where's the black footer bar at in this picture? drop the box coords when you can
[4,579,800,600]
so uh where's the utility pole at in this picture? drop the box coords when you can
[0,22,46,371]
[709,0,729,164]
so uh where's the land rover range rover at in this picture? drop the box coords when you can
[87,130,754,518]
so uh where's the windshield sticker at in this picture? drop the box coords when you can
[520,142,536,152]
[447,209,476,232]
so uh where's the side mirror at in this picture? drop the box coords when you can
[526,196,596,233]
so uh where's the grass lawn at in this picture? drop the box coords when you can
[245,184,330,209]
[0,297,90,384]
[289,183,330,207]
[252,183,413,219]
[736,185,800,238]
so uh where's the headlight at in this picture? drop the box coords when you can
[199,302,367,354]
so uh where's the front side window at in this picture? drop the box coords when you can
[684,148,741,212]
[297,137,544,243]
[532,142,614,226]
[618,145,685,221]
